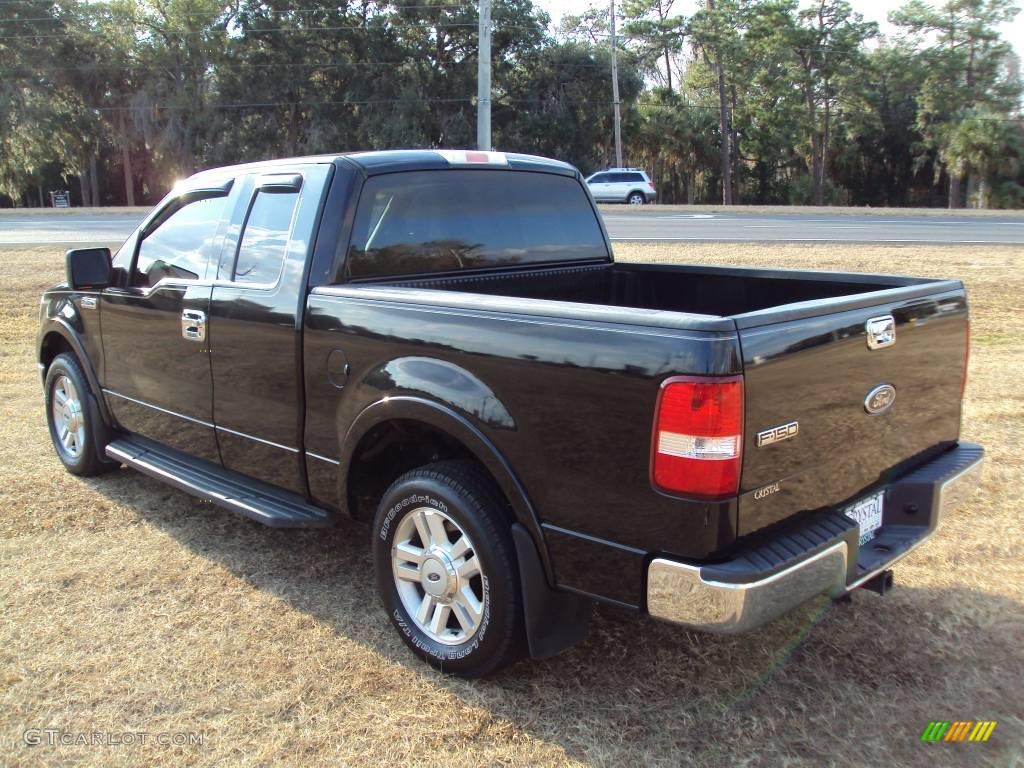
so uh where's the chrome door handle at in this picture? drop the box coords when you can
[181,309,207,342]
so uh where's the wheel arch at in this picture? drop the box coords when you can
[38,319,113,426]
[339,395,554,583]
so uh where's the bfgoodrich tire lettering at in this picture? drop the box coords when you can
[373,460,525,677]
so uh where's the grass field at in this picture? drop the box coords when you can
[1,243,1021,767]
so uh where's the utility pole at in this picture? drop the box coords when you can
[610,0,623,168]
[477,0,492,151]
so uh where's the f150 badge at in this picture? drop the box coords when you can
[756,421,799,447]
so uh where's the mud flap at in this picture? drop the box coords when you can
[512,523,592,659]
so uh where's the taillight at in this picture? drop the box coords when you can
[648,181,656,190]
[651,376,743,499]
[961,319,970,399]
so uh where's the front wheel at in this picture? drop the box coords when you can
[627,191,646,205]
[373,460,525,677]
[44,353,117,476]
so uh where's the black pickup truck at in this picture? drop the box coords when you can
[39,150,984,676]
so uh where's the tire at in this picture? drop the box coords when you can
[373,460,526,677]
[44,353,117,476]
[627,191,646,205]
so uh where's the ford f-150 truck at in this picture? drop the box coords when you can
[39,150,984,677]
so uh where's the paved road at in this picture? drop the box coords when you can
[602,210,1024,244]
[0,213,145,247]
[1,209,1022,247]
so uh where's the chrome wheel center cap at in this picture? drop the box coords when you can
[420,552,457,600]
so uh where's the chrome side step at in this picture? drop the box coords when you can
[106,436,331,528]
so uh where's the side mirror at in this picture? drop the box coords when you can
[65,247,112,290]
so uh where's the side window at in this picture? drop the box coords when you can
[607,173,627,183]
[134,196,227,287]
[233,190,299,285]
[625,173,645,182]
[589,174,608,184]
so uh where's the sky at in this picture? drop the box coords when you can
[532,0,1024,58]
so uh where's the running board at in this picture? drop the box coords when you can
[106,436,331,528]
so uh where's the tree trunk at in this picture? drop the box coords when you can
[730,83,740,203]
[80,173,90,208]
[948,172,962,209]
[810,129,823,206]
[89,155,100,208]
[664,47,672,93]
[715,59,732,205]
[820,91,831,206]
[120,113,135,206]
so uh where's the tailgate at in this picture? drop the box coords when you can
[736,288,968,535]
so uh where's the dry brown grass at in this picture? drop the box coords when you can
[2,243,1022,768]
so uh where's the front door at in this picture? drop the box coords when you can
[101,185,233,463]
[588,173,611,201]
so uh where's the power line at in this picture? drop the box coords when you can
[0,21,546,39]
[0,5,496,22]
[0,60,611,77]
[89,96,477,111]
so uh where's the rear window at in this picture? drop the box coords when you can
[344,170,608,279]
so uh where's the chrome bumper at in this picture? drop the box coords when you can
[647,445,984,634]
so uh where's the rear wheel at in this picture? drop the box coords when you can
[373,460,525,677]
[627,191,646,205]
[44,353,117,476]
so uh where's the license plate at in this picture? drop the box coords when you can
[843,490,885,545]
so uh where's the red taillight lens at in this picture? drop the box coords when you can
[651,376,743,499]
[648,181,656,190]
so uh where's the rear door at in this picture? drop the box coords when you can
[100,181,234,463]
[208,164,331,494]
[607,172,631,201]
[736,291,969,534]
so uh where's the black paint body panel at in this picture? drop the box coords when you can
[737,291,967,534]
[100,283,221,463]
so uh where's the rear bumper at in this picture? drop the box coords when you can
[646,442,984,633]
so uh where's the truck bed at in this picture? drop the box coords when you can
[338,260,968,539]
[379,261,948,325]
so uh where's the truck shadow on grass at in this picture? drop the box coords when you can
[95,473,1023,766]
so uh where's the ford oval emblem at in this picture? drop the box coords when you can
[864,384,896,414]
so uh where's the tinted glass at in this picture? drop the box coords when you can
[588,174,609,184]
[134,196,227,287]
[233,190,299,284]
[625,173,645,182]
[345,170,607,279]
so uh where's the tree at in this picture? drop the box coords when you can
[621,0,686,92]
[499,41,644,171]
[0,1,96,205]
[688,0,739,204]
[891,0,1022,207]
[941,110,1021,207]
[788,0,876,205]
[832,44,932,206]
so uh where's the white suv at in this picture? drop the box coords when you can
[585,168,657,205]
